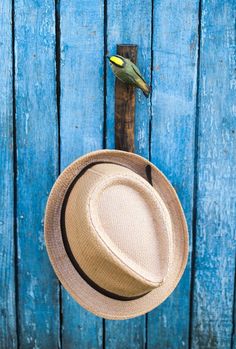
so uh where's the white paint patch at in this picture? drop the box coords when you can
[38,232,45,251]
[25,113,30,135]
[28,275,38,299]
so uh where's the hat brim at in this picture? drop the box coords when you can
[44,150,188,320]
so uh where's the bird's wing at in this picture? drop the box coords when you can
[130,62,147,83]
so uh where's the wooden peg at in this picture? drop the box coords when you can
[115,44,137,152]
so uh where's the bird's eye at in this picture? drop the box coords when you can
[110,56,124,67]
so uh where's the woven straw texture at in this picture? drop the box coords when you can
[44,150,188,320]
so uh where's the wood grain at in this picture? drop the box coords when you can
[1,1,235,347]
[115,45,137,152]
[105,1,152,348]
[0,1,17,348]
[191,1,236,348]
[59,1,104,347]
[147,1,199,348]
[106,0,152,158]
[14,0,60,347]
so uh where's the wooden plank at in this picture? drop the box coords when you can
[106,318,146,349]
[147,1,199,348]
[106,0,152,159]
[233,288,236,349]
[191,1,236,348]
[14,0,60,347]
[105,1,152,348]
[60,1,104,347]
[115,44,137,152]
[0,1,17,348]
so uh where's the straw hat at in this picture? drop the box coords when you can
[44,150,188,320]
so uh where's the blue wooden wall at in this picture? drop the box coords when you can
[0,0,235,348]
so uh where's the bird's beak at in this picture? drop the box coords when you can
[106,55,111,61]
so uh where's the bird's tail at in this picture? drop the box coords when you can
[142,83,151,98]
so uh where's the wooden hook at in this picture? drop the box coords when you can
[115,44,137,153]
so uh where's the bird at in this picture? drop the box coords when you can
[107,54,151,98]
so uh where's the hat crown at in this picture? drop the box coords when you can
[64,163,173,299]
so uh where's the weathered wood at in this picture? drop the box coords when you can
[106,0,152,159]
[1,1,235,347]
[233,294,236,349]
[14,0,60,347]
[147,1,199,348]
[191,1,236,348]
[105,1,152,348]
[115,45,137,152]
[0,1,17,348]
[60,1,104,347]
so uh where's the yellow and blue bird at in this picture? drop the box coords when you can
[107,55,151,98]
